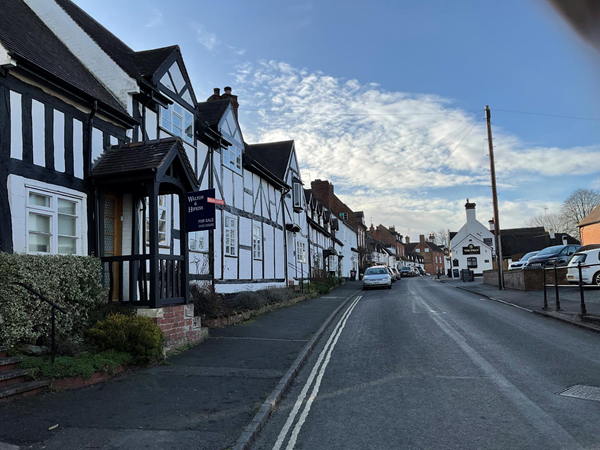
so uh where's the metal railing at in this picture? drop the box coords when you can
[542,261,600,316]
[12,282,66,363]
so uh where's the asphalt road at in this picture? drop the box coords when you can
[252,277,600,450]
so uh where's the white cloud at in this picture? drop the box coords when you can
[233,60,600,235]
[145,8,163,28]
[195,25,219,50]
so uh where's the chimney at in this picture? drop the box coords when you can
[405,236,410,244]
[369,223,375,233]
[428,233,435,242]
[465,199,476,224]
[207,87,221,102]
[389,225,395,233]
[419,234,425,244]
[220,86,240,119]
[562,235,567,245]
[311,180,335,209]
[549,229,556,239]
[488,219,495,231]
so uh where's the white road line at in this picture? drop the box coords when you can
[418,296,583,450]
[285,296,361,450]
[272,296,361,450]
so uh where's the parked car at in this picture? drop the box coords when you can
[508,251,539,270]
[391,267,401,281]
[412,268,421,276]
[417,267,426,276]
[362,266,392,290]
[525,245,581,268]
[386,266,397,282]
[400,266,413,277]
[567,249,600,285]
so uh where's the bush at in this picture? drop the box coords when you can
[189,283,225,319]
[0,253,107,348]
[234,291,267,311]
[87,314,163,363]
[19,350,133,380]
[264,288,295,305]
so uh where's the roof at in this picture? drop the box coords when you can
[196,100,231,127]
[405,241,444,253]
[500,227,579,257]
[131,46,178,78]
[0,0,126,115]
[245,140,294,181]
[578,204,600,228]
[91,137,197,190]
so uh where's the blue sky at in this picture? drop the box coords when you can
[76,0,600,235]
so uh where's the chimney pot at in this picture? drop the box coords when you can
[213,87,220,96]
[224,86,232,94]
[419,234,425,243]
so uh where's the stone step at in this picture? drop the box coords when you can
[0,369,33,388]
[0,380,50,402]
[0,357,23,373]
[0,345,7,358]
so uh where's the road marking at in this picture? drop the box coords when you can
[272,296,361,450]
[418,296,583,449]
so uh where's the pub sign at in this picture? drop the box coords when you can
[462,243,480,255]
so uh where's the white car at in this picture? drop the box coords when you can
[509,251,539,270]
[566,249,600,285]
[362,266,392,290]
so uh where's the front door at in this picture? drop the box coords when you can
[104,194,122,301]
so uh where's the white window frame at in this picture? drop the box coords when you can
[425,248,430,252]
[293,182,302,210]
[26,187,82,255]
[224,213,237,257]
[160,102,194,144]
[145,195,171,247]
[253,224,262,260]
[223,145,242,174]
[296,240,306,263]
[189,231,206,252]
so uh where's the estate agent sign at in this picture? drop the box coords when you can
[462,243,480,255]
[186,188,216,232]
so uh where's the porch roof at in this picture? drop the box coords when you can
[91,137,198,191]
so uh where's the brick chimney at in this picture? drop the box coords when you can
[405,236,410,244]
[311,180,334,209]
[220,86,239,119]
[206,87,221,102]
[428,233,435,242]
[465,199,476,224]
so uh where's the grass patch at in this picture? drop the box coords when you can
[19,350,134,380]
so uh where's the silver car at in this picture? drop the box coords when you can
[509,251,539,270]
[362,266,392,290]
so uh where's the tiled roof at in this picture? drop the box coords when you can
[0,0,126,114]
[405,241,444,253]
[196,100,231,127]
[578,204,600,228]
[245,140,294,181]
[500,227,579,256]
[131,46,178,78]
[91,137,196,188]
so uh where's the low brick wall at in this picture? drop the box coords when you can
[138,304,206,352]
[483,268,568,291]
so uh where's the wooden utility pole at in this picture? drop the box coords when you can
[485,105,504,290]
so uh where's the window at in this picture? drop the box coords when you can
[27,189,80,254]
[425,248,430,252]
[415,248,421,253]
[253,225,262,259]
[483,238,493,247]
[189,231,205,251]
[224,214,237,256]
[293,181,302,211]
[340,212,348,221]
[453,259,459,267]
[223,145,242,174]
[467,257,478,268]
[145,195,170,246]
[161,102,194,144]
[296,240,306,263]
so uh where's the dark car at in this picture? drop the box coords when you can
[525,244,581,268]
[400,266,413,277]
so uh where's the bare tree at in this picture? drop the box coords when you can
[429,229,449,248]
[561,189,600,238]
[525,212,570,234]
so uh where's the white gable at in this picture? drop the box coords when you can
[220,108,243,147]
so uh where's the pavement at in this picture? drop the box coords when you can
[0,282,361,450]
[252,277,600,449]
[437,276,600,332]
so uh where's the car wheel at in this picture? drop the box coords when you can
[594,272,600,286]
[388,284,392,289]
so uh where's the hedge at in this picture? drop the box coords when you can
[0,253,107,348]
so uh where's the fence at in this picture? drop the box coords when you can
[543,261,600,316]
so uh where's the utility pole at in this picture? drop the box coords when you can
[485,105,504,290]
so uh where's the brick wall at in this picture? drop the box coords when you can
[138,304,205,352]
[580,224,600,246]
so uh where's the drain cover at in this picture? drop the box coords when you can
[559,385,600,402]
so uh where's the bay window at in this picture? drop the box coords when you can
[161,102,194,144]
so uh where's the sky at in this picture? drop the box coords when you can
[75,0,600,238]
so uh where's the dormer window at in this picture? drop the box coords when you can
[293,181,302,211]
[161,102,194,144]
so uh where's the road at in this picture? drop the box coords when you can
[251,277,600,450]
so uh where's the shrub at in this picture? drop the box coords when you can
[189,283,226,319]
[234,291,267,311]
[0,253,107,348]
[19,350,133,380]
[264,288,294,304]
[87,314,163,363]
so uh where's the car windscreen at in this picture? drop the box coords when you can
[521,252,538,261]
[365,268,387,275]
[536,245,563,256]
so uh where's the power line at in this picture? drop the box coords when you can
[239,107,482,117]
